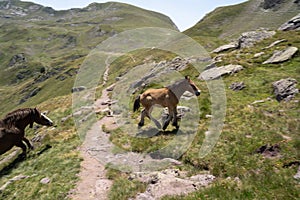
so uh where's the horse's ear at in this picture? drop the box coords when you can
[185,76,190,80]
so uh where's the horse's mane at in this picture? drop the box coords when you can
[1,108,38,128]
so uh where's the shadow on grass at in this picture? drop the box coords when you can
[136,127,179,138]
[0,144,52,177]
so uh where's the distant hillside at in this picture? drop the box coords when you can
[0,0,178,112]
[184,0,300,49]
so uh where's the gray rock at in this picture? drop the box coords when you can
[9,53,27,66]
[238,30,276,48]
[133,169,215,200]
[199,64,244,80]
[294,166,300,180]
[264,39,287,49]
[278,13,300,31]
[40,177,51,184]
[71,86,87,93]
[212,42,239,53]
[262,0,283,9]
[254,52,265,58]
[263,46,298,64]
[272,78,299,102]
[229,82,246,91]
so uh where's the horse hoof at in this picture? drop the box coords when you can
[138,122,144,127]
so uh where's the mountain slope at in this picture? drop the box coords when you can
[184,0,300,48]
[0,0,178,113]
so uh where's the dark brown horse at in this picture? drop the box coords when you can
[0,108,53,156]
[133,76,201,130]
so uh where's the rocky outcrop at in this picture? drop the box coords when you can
[212,42,239,53]
[262,0,283,9]
[272,78,299,102]
[278,13,300,31]
[263,46,298,64]
[237,30,276,49]
[132,169,215,200]
[9,53,27,67]
[212,29,276,53]
[199,64,244,80]
[229,82,246,91]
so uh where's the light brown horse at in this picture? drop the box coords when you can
[133,76,201,130]
[0,108,53,157]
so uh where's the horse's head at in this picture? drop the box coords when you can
[185,76,201,96]
[32,108,54,127]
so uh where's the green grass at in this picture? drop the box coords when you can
[105,30,300,199]
[0,95,82,200]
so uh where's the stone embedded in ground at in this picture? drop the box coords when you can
[229,82,246,91]
[294,166,300,180]
[255,144,281,158]
[272,78,299,102]
[238,29,276,48]
[199,64,244,80]
[132,169,215,200]
[278,13,300,31]
[263,46,298,64]
[212,42,239,53]
[264,39,287,49]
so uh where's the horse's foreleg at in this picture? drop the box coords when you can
[15,141,27,157]
[163,107,173,130]
[23,137,34,150]
[171,107,179,129]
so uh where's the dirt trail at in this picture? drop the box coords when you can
[69,85,116,200]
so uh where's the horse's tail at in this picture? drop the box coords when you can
[133,95,141,112]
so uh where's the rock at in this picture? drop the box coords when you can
[0,175,29,192]
[71,86,87,93]
[212,42,239,53]
[255,144,281,158]
[199,64,244,80]
[278,13,300,31]
[294,166,300,180]
[229,82,246,91]
[254,52,265,58]
[262,0,283,9]
[238,30,276,48]
[9,53,27,66]
[264,39,287,49]
[40,177,51,184]
[263,46,298,64]
[133,169,215,200]
[19,87,42,104]
[272,78,299,102]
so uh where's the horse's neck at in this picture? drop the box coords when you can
[168,80,187,99]
[11,116,32,131]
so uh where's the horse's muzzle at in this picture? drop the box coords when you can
[195,91,201,96]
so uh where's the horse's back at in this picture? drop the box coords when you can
[140,88,177,107]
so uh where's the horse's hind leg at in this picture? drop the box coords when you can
[138,109,147,127]
[23,137,34,150]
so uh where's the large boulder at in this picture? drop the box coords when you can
[262,0,283,9]
[237,29,276,48]
[212,42,239,53]
[199,64,244,80]
[132,169,215,200]
[278,13,300,31]
[272,78,299,102]
[263,46,298,64]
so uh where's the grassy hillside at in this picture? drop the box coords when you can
[0,0,299,199]
[0,0,177,113]
[184,0,300,50]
